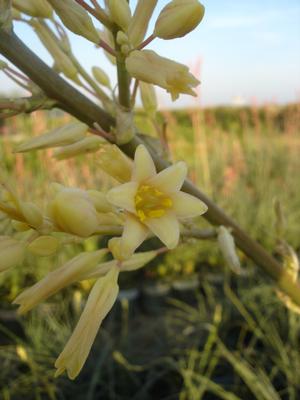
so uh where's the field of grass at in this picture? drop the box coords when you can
[0,103,300,399]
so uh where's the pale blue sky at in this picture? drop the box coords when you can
[1,0,300,107]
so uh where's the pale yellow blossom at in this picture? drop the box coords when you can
[107,145,207,259]
[55,267,119,379]
[125,50,200,101]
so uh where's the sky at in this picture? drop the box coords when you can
[0,0,300,108]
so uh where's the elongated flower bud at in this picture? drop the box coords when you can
[218,226,241,274]
[140,82,157,117]
[53,136,104,160]
[126,50,199,101]
[97,145,133,183]
[15,122,87,153]
[13,249,108,314]
[48,188,99,237]
[0,236,25,272]
[31,20,79,83]
[20,201,43,228]
[27,235,60,256]
[128,0,158,47]
[47,0,99,44]
[107,0,131,32]
[154,0,205,40]
[55,267,119,379]
[12,0,52,18]
[92,66,111,88]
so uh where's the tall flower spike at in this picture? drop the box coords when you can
[106,145,208,259]
[55,267,119,379]
[126,50,200,101]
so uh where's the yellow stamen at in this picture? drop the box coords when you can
[134,185,172,222]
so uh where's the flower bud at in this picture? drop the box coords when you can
[87,190,113,213]
[12,221,31,232]
[47,0,99,44]
[140,82,157,117]
[0,60,8,70]
[126,50,199,101]
[53,136,104,160]
[0,236,26,272]
[55,267,119,379]
[31,20,80,83]
[20,201,43,229]
[97,145,133,183]
[217,226,241,274]
[128,0,158,47]
[116,31,129,46]
[154,0,205,40]
[12,0,52,18]
[48,188,99,237]
[13,249,108,314]
[27,235,60,256]
[107,0,131,32]
[92,66,111,88]
[15,122,87,153]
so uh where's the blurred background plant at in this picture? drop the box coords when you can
[1,100,300,398]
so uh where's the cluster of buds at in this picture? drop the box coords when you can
[2,0,209,381]
[2,120,208,379]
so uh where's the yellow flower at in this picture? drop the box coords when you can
[55,267,119,379]
[128,0,158,46]
[13,249,108,314]
[125,50,200,101]
[12,0,53,18]
[107,145,207,259]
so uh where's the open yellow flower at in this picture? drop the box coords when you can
[106,145,208,259]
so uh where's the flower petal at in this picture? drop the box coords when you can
[171,191,208,218]
[145,213,180,249]
[132,144,156,183]
[120,214,149,259]
[106,182,138,212]
[148,162,187,193]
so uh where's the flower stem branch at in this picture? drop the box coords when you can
[1,29,300,306]
[136,34,156,50]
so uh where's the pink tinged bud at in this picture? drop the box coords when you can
[0,236,26,272]
[125,50,200,101]
[48,188,99,237]
[154,0,205,40]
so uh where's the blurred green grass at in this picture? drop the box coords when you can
[0,103,300,399]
